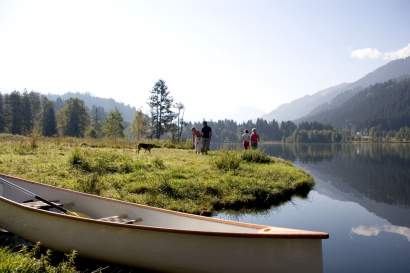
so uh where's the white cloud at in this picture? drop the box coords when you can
[383,43,410,61]
[350,48,382,60]
[351,43,410,61]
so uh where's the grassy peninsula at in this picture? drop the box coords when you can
[0,135,313,215]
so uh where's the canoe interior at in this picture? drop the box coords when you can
[0,174,329,237]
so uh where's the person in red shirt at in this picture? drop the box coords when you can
[250,128,260,149]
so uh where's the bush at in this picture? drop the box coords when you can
[241,150,271,163]
[76,174,104,194]
[152,157,166,169]
[68,149,91,171]
[214,151,241,171]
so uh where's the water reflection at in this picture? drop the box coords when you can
[351,225,410,242]
[262,143,410,227]
[216,143,410,273]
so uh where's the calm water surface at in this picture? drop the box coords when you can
[215,143,410,273]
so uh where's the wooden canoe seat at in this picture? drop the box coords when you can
[98,216,142,225]
[22,200,62,210]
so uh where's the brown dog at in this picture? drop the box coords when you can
[137,143,160,153]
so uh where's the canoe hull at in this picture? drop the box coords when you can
[0,199,323,273]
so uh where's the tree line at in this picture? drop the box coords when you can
[0,80,184,140]
[182,119,342,143]
[2,79,407,143]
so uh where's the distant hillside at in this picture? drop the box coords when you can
[47,92,137,122]
[303,78,410,130]
[262,56,410,121]
[262,83,349,122]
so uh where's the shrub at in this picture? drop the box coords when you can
[214,151,241,171]
[68,149,91,171]
[152,157,166,169]
[241,150,271,163]
[14,142,36,155]
[76,174,104,194]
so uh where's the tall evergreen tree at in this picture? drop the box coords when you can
[9,91,23,134]
[90,105,106,138]
[54,97,64,112]
[103,109,124,138]
[29,91,42,119]
[131,110,149,141]
[148,79,175,139]
[2,94,12,132]
[57,98,90,137]
[0,93,4,133]
[21,91,33,134]
[41,100,57,136]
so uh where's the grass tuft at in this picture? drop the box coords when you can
[213,151,241,171]
[241,150,272,163]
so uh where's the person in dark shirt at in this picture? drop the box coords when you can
[201,121,212,154]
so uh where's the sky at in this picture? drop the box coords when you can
[0,0,409,121]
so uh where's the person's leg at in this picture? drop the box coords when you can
[203,138,210,154]
[196,138,202,154]
[201,138,206,154]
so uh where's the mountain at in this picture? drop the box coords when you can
[47,92,137,123]
[302,78,410,130]
[262,83,349,121]
[262,56,410,122]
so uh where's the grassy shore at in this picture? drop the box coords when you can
[0,134,313,215]
[0,134,313,271]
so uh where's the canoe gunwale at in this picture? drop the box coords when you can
[0,173,329,239]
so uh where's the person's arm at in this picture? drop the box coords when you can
[209,128,212,139]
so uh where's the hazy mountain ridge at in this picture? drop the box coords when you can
[262,57,410,122]
[47,92,137,122]
[302,77,410,130]
[262,83,349,121]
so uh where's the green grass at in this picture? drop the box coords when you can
[0,243,78,273]
[0,134,313,215]
[0,134,314,270]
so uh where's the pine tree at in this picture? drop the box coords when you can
[0,93,4,133]
[21,91,33,134]
[57,98,90,137]
[2,94,12,132]
[90,105,106,138]
[41,99,57,136]
[131,110,149,141]
[9,91,23,134]
[29,91,43,131]
[148,79,175,139]
[54,97,64,112]
[103,109,124,138]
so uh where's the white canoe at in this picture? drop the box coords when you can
[0,173,328,273]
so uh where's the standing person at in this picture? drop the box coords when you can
[250,128,260,149]
[192,127,202,154]
[201,121,212,154]
[191,127,197,149]
[242,129,250,150]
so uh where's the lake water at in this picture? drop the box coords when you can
[215,143,410,273]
